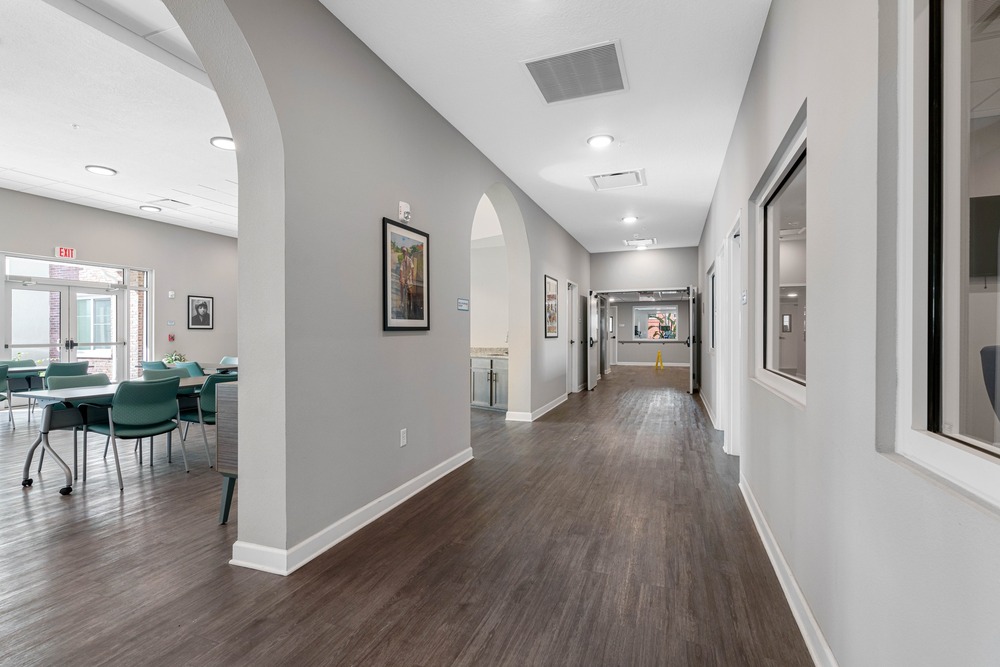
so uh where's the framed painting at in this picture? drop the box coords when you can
[544,274,558,338]
[188,295,213,330]
[383,217,430,331]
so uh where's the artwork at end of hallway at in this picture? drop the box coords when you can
[188,295,213,330]
[383,217,430,331]
[544,274,558,338]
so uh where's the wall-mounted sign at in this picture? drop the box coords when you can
[457,298,469,311]
[54,246,76,260]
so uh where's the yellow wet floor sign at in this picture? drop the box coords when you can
[654,349,663,370]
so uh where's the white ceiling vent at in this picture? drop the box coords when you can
[589,169,646,191]
[524,40,628,104]
[623,238,656,248]
[147,198,191,210]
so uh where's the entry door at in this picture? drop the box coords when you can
[6,284,125,380]
[688,285,700,394]
[599,296,609,376]
[586,291,599,390]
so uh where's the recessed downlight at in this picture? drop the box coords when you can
[787,292,799,298]
[210,136,236,150]
[636,246,647,251]
[587,134,614,148]
[139,205,161,213]
[622,215,638,224]
[85,165,117,176]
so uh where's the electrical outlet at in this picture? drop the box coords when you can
[400,428,407,447]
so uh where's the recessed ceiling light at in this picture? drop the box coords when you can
[787,292,798,298]
[210,136,236,150]
[139,205,161,213]
[85,165,117,176]
[587,134,614,148]
[622,216,638,224]
[636,246,647,251]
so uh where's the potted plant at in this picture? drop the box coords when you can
[162,351,187,364]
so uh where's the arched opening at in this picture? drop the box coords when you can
[475,184,531,419]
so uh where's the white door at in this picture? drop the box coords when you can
[587,291,599,390]
[609,305,618,366]
[688,285,700,394]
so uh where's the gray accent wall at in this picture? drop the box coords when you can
[613,301,690,365]
[697,0,1000,663]
[591,247,698,291]
[168,0,590,554]
[0,189,237,364]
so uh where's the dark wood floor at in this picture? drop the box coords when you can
[0,367,811,666]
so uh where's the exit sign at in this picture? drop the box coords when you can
[55,246,76,259]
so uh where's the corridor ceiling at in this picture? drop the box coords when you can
[3,0,772,251]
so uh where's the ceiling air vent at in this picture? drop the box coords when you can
[589,169,646,192]
[147,198,190,210]
[524,40,628,104]
[623,238,656,248]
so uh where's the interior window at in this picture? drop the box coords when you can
[632,305,678,340]
[763,154,807,383]
[933,0,1000,457]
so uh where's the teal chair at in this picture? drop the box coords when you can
[6,359,42,422]
[143,368,191,380]
[141,360,168,371]
[0,365,12,428]
[42,361,90,386]
[42,374,111,481]
[174,361,205,377]
[177,374,238,465]
[220,356,238,365]
[86,378,184,491]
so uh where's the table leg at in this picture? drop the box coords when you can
[21,405,75,495]
[219,474,237,524]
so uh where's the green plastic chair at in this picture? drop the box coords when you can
[0,365,11,428]
[86,377,184,491]
[218,356,238,376]
[174,361,205,377]
[42,361,90,386]
[41,374,111,481]
[143,368,191,380]
[141,360,168,371]
[6,359,42,420]
[177,374,238,465]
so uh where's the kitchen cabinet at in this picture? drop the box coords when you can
[470,357,508,410]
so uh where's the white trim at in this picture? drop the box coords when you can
[230,447,474,575]
[891,0,1000,509]
[615,361,690,367]
[702,395,719,431]
[753,113,808,408]
[574,382,586,393]
[505,393,567,422]
[740,476,839,667]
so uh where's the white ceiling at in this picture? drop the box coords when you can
[3,0,773,251]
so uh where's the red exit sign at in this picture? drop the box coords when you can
[55,246,76,259]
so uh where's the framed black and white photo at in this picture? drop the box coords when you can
[188,295,214,330]
[383,217,430,331]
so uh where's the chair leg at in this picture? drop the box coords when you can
[171,429,189,473]
[72,428,78,481]
[37,448,44,474]
[103,436,111,458]
[183,422,190,441]
[82,427,89,482]
[109,436,123,492]
[196,403,211,466]
[149,436,154,467]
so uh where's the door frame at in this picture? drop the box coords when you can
[608,305,618,367]
[567,281,580,393]
[723,213,744,456]
[586,291,599,390]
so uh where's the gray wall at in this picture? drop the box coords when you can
[614,301,689,365]
[172,0,590,553]
[0,189,237,364]
[591,247,698,291]
[697,0,1000,664]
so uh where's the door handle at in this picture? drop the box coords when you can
[570,340,575,344]
[589,337,595,347]
[685,336,691,348]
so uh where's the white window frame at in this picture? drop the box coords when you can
[632,304,679,341]
[753,120,808,407]
[894,0,1000,508]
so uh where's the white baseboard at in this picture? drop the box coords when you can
[739,476,838,667]
[702,397,719,430]
[230,447,474,576]
[575,383,586,393]
[614,361,690,367]
[505,393,567,422]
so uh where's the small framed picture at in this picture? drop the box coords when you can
[544,275,558,338]
[383,217,430,331]
[188,295,214,330]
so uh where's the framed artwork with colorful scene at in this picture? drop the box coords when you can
[383,217,430,331]
[544,274,558,338]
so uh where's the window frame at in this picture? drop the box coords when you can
[753,119,808,407]
[631,304,679,341]
[893,0,1000,508]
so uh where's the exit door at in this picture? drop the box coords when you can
[587,291,599,390]
[6,283,125,381]
[687,285,700,394]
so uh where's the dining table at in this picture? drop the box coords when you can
[13,375,206,495]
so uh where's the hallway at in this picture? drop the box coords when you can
[0,367,810,665]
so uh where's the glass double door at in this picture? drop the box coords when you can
[7,284,125,381]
